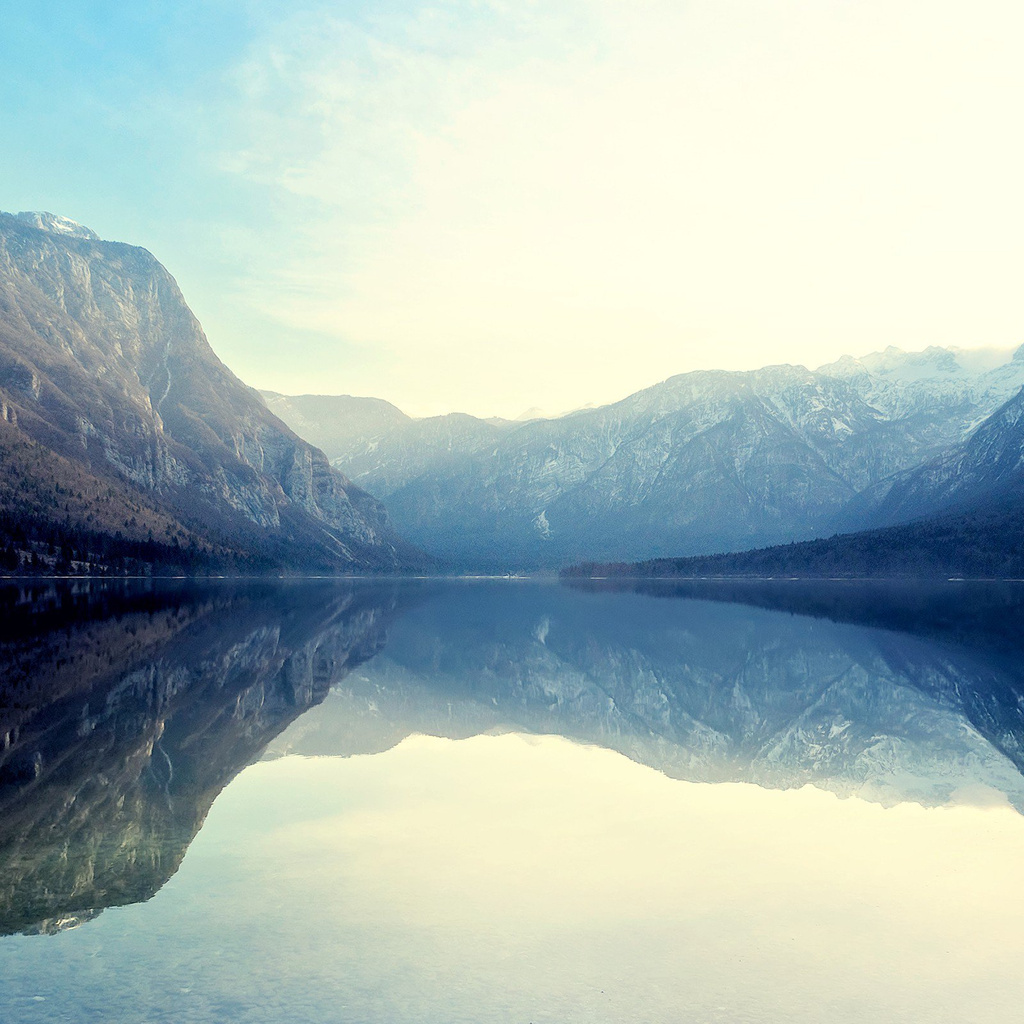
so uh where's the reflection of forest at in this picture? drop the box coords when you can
[567,577,1024,652]
[0,580,406,936]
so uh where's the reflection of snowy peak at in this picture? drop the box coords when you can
[267,586,1024,812]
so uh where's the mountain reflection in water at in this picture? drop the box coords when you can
[272,579,1024,809]
[3,578,1024,1022]
[0,579,406,935]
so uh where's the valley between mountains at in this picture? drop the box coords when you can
[3,209,1024,577]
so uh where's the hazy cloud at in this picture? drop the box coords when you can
[215,0,1024,416]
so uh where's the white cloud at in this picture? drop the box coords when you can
[220,0,1024,416]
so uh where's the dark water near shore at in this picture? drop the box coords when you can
[3,577,1024,1023]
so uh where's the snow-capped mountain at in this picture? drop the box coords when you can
[13,211,100,241]
[821,343,1015,382]
[818,343,1024,445]
[268,347,1024,569]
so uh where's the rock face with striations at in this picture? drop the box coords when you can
[0,211,424,571]
[862,381,1024,526]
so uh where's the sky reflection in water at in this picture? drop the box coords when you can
[3,579,1024,1023]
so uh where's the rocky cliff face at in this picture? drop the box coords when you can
[268,351,1024,569]
[0,211,424,571]
[862,385,1024,526]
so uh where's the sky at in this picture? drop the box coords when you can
[3,1,1024,418]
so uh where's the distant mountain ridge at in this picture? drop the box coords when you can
[567,375,1024,579]
[267,345,1024,570]
[0,211,426,573]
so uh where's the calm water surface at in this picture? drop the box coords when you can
[3,578,1024,1023]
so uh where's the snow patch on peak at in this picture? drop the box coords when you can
[516,406,550,421]
[947,346,1019,375]
[14,211,100,241]
[820,344,1016,381]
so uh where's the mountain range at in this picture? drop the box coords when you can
[0,211,425,574]
[5,209,1024,576]
[266,344,1024,571]
[568,385,1024,578]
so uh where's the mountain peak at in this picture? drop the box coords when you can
[819,344,1018,381]
[0,213,425,572]
[13,211,100,241]
[515,406,550,421]
[865,345,960,376]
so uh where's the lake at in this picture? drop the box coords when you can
[2,577,1024,1023]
